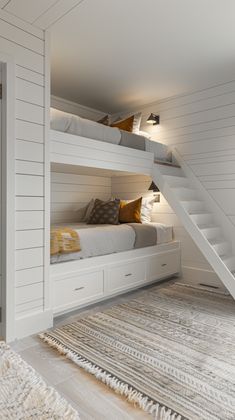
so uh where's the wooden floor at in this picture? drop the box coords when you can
[12,278,177,419]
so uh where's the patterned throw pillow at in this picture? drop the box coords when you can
[119,197,142,223]
[87,199,120,225]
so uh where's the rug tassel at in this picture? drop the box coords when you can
[39,333,183,420]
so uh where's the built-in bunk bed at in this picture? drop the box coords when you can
[50,109,181,315]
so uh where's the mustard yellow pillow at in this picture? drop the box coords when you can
[111,115,134,132]
[119,197,142,223]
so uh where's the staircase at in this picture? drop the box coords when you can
[152,153,235,299]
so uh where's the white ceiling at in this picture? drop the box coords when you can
[50,0,235,113]
[2,0,235,113]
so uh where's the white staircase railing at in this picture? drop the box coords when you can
[152,153,235,299]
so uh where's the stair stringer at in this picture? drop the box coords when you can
[152,163,235,299]
[173,147,235,254]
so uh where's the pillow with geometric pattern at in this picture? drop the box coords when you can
[87,199,120,225]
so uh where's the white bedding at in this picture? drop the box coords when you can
[50,108,171,162]
[50,222,173,264]
[50,108,121,145]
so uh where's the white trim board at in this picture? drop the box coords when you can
[50,129,154,175]
[0,53,15,342]
[51,95,108,121]
[180,265,227,293]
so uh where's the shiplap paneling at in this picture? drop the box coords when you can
[0,15,46,324]
[15,247,43,271]
[16,174,44,196]
[15,266,44,287]
[16,211,44,230]
[16,78,44,106]
[16,139,44,162]
[16,65,44,86]
[15,160,44,176]
[51,171,111,224]
[16,100,44,124]
[16,230,44,250]
[16,197,44,211]
[16,119,44,143]
[120,80,235,283]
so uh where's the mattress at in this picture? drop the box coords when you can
[50,108,172,162]
[50,222,173,264]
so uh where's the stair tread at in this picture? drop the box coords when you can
[198,224,220,229]
[181,199,203,203]
[154,160,181,168]
[164,175,186,180]
[210,239,228,245]
[174,187,196,191]
[221,254,235,261]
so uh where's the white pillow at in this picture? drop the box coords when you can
[50,108,72,132]
[141,196,156,223]
[68,115,121,145]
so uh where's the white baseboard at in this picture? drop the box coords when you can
[179,265,228,293]
[14,310,53,340]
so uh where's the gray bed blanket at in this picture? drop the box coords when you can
[120,130,146,150]
[127,223,157,248]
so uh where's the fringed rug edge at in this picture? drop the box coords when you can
[39,333,183,420]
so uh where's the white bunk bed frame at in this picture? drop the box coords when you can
[50,129,181,315]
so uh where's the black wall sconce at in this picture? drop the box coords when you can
[147,113,160,125]
[148,181,160,202]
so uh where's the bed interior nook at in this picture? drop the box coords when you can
[50,108,181,315]
[0,1,235,419]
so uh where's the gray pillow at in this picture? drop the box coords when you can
[87,199,120,225]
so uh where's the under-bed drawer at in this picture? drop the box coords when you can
[105,260,146,294]
[54,270,104,313]
[147,249,180,281]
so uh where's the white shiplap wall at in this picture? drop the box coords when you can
[51,171,111,224]
[0,11,49,335]
[115,81,235,288]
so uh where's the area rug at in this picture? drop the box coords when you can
[40,283,235,420]
[0,341,79,419]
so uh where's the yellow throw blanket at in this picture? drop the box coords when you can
[50,227,81,256]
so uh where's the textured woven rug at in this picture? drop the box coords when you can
[40,283,235,420]
[0,341,79,419]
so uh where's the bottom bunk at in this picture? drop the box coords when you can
[51,240,181,315]
[50,163,181,316]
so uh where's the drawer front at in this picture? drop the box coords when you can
[148,250,180,281]
[54,270,104,312]
[105,260,146,294]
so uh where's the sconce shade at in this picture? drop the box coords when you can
[147,113,160,125]
[148,181,160,192]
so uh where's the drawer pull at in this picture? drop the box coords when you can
[125,273,132,277]
[161,263,167,267]
[74,286,85,291]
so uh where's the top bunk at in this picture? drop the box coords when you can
[50,108,178,175]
